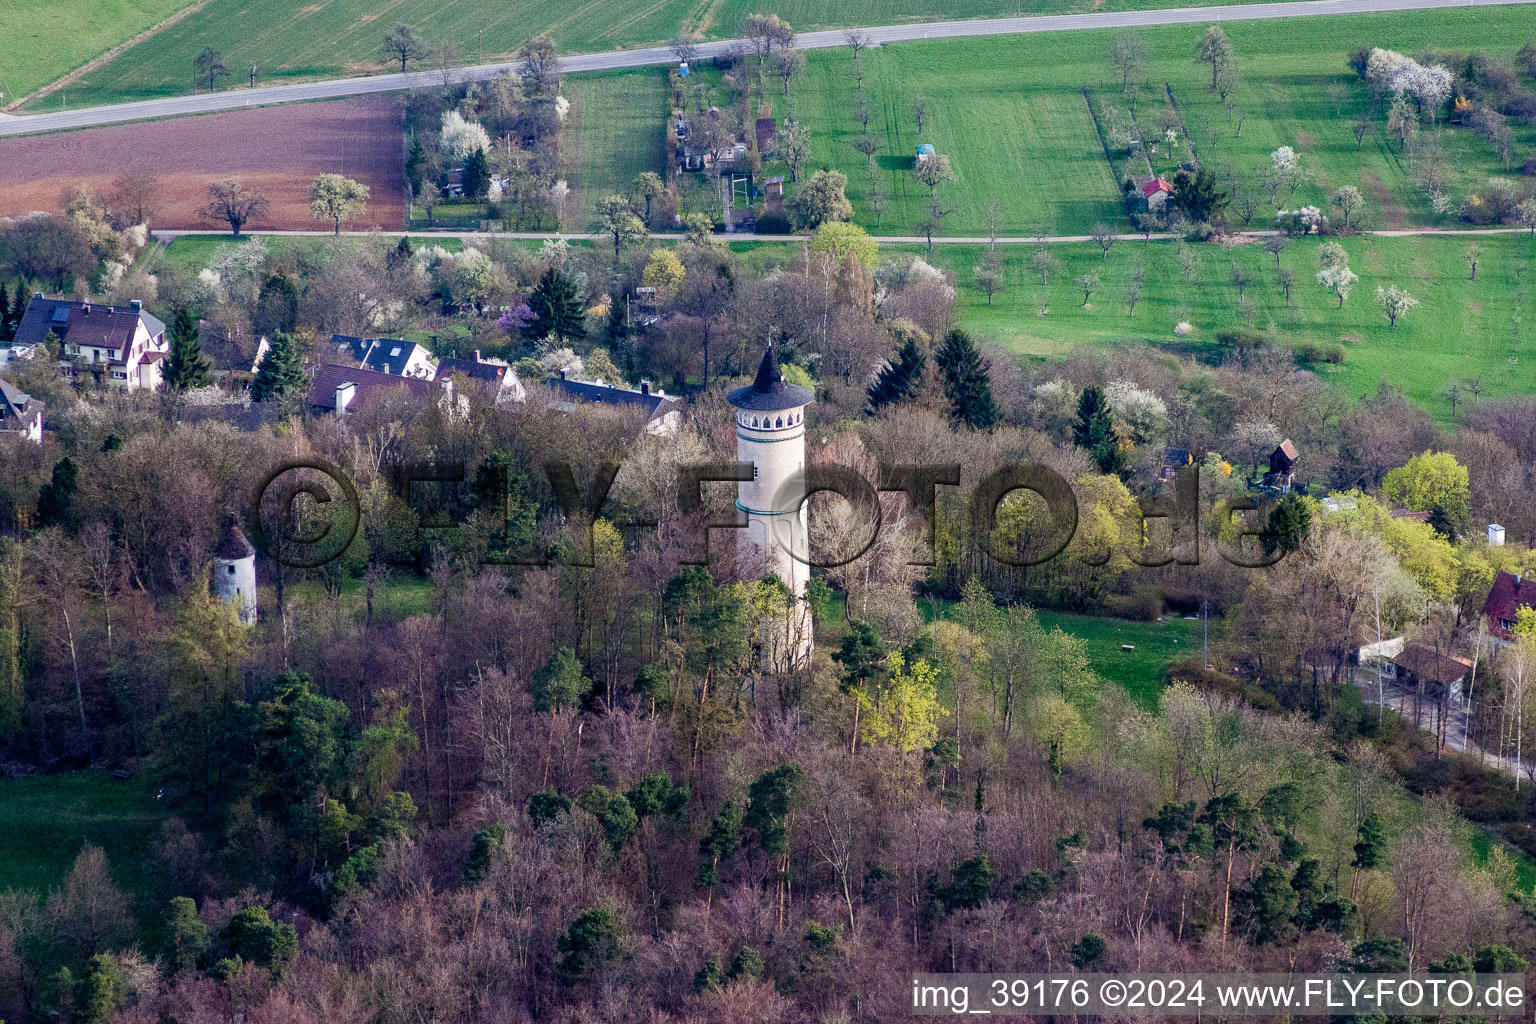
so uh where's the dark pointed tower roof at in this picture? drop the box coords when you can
[213,524,255,560]
[727,346,814,411]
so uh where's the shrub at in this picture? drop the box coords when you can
[1216,328,1269,351]
[755,211,792,234]
[1165,659,1282,712]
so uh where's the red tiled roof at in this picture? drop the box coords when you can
[1483,571,1536,636]
[1141,177,1173,197]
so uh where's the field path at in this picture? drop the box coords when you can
[157,226,1536,243]
[2,0,1533,137]
[4,0,211,113]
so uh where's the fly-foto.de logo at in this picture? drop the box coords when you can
[250,458,1292,571]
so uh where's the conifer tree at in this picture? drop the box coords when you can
[9,282,27,338]
[249,331,307,403]
[0,283,10,342]
[529,267,587,343]
[865,337,926,412]
[935,328,998,429]
[162,304,213,391]
[1073,386,1123,475]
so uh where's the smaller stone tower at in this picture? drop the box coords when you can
[212,524,258,625]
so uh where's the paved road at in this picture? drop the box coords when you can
[156,226,1536,244]
[3,0,1532,137]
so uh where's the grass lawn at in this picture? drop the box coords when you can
[0,0,190,105]
[911,232,1536,421]
[923,595,1203,707]
[773,6,1535,236]
[0,771,167,907]
[697,232,1536,421]
[28,0,1308,110]
[563,70,670,224]
[278,574,437,622]
[156,232,462,277]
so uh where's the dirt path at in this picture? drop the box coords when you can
[6,0,211,112]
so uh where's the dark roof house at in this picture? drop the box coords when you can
[14,296,165,351]
[16,295,169,389]
[546,369,678,429]
[1483,571,1536,639]
[1269,440,1298,476]
[0,378,43,441]
[332,335,436,378]
[311,362,435,414]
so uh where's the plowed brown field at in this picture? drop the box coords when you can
[0,97,404,230]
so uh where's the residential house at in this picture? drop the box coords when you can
[14,295,167,389]
[1482,571,1536,640]
[0,378,43,441]
[1389,645,1472,702]
[547,370,681,435]
[332,335,436,379]
[311,362,434,415]
[198,322,270,381]
[1158,446,1192,481]
[436,351,525,404]
[1131,174,1174,213]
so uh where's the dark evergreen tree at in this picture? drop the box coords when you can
[1073,386,1124,475]
[162,304,213,390]
[529,790,572,826]
[1234,864,1299,945]
[37,456,77,528]
[1172,166,1227,223]
[1262,493,1312,556]
[461,823,508,884]
[865,337,926,412]
[1069,934,1107,968]
[7,282,24,338]
[254,275,299,338]
[556,908,622,985]
[528,267,587,343]
[0,284,10,342]
[936,855,995,912]
[249,331,307,403]
[462,148,491,202]
[935,328,998,429]
[1352,813,1387,871]
[220,906,297,978]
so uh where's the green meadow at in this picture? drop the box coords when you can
[782,6,1536,235]
[18,0,1300,110]
[0,771,166,910]
[0,0,188,105]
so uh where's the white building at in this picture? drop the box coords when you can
[331,334,437,379]
[14,296,167,389]
[212,524,258,625]
[728,347,814,669]
[0,378,43,442]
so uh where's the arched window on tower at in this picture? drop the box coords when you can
[775,417,783,428]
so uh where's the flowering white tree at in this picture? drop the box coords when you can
[1388,59,1452,115]
[1105,379,1168,445]
[1270,146,1298,172]
[1317,264,1358,308]
[1374,284,1419,327]
[439,111,491,160]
